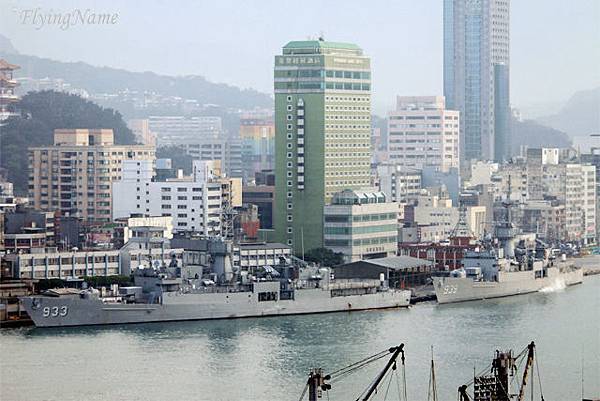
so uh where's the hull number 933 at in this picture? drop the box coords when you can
[42,306,68,317]
[443,285,458,295]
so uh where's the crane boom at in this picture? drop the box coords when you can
[517,341,536,401]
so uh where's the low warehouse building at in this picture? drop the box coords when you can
[333,255,434,288]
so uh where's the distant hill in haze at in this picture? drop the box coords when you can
[536,87,600,137]
[0,33,18,54]
[0,46,272,111]
[510,117,572,154]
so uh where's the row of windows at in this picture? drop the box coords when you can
[275,82,370,91]
[324,224,397,236]
[324,236,397,247]
[275,69,370,80]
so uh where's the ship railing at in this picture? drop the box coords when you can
[179,285,253,295]
[326,279,382,290]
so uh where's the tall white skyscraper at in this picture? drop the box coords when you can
[444,0,510,165]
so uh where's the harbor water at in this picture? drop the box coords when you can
[1,275,599,401]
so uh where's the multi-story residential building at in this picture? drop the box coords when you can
[323,189,398,263]
[112,160,223,236]
[148,116,222,146]
[401,195,459,243]
[444,0,511,164]
[274,39,372,251]
[240,115,275,183]
[0,59,20,122]
[542,163,596,243]
[127,119,157,146]
[376,164,422,204]
[28,129,155,222]
[183,136,243,178]
[519,201,566,242]
[492,161,528,202]
[524,148,560,200]
[582,164,597,245]
[581,148,600,243]
[387,96,459,172]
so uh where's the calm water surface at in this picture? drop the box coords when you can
[2,276,599,401]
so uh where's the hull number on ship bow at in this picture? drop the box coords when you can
[42,306,68,317]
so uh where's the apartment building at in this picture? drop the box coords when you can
[387,96,459,172]
[376,164,422,204]
[112,160,223,236]
[28,129,155,222]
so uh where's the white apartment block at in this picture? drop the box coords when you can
[324,190,398,263]
[542,163,596,244]
[113,160,223,236]
[376,164,422,203]
[582,165,597,245]
[388,96,459,173]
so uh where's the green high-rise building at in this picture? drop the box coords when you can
[274,39,372,254]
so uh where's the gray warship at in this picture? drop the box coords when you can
[20,239,411,327]
[434,203,583,304]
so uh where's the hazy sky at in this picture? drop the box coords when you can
[2,0,599,114]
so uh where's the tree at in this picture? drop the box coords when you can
[0,90,136,194]
[301,247,345,267]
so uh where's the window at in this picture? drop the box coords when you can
[287,214,293,222]
[287,124,293,130]
[287,95,292,102]
[161,204,172,209]
[177,187,187,192]
[161,187,171,192]
[177,196,187,201]
[287,105,293,111]
[287,133,293,140]
[258,292,278,302]
[177,205,187,209]
[287,227,293,234]
[287,114,293,121]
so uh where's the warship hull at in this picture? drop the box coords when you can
[433,268,583,304]
[21,288,411,328]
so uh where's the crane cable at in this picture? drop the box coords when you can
[535,349,545,401]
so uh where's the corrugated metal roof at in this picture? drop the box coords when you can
[357,256,433,270]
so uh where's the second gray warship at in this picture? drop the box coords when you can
[434,202,583,304]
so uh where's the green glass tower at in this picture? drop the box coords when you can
[274,40,372,253]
